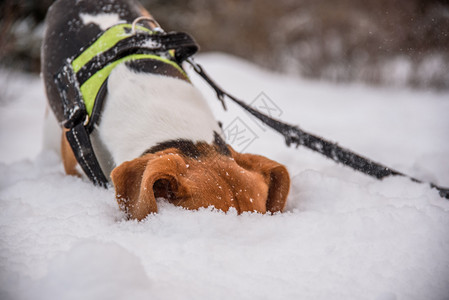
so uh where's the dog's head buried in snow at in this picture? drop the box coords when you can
[42,0,290,220]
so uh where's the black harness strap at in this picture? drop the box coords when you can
[86,79,109,133]
[55,64,87,130]
[66,122,109,187]
[76,32,198,85]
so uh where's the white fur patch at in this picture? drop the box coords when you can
[96,63,221,166]
[79,13,123,31]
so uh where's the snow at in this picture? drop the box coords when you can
[79,13,124,31]
[1,53,449,300]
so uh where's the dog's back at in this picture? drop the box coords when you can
[42,0,150,124]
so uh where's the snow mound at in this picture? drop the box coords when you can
[1,54,449,300]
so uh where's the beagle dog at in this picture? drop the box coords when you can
[42,0,290,220]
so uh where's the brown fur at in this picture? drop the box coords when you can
[61,128,81,177]
[110,144,290,220]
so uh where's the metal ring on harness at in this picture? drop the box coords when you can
[131,16,163,34]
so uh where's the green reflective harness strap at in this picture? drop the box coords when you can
[72,24,152,73]
[80,53,187,116]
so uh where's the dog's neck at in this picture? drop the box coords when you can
[93,63,222,172]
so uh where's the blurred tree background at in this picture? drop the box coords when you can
[1,0,448,89]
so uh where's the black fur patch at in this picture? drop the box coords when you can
[125,59,188,82]
[213,131,231,156]
[144,139,202,158]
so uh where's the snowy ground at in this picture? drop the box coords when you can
[1,53,449,300]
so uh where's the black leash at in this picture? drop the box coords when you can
[187,59,449,200]
[54,17,449,199]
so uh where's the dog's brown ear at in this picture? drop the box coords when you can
[110,155,155,220]
[230,148,290,213]
[110,154,188,220]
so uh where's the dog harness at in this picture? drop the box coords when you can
[55,21,198,187]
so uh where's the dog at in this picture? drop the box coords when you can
[42,0,290,220]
